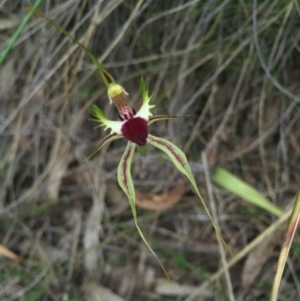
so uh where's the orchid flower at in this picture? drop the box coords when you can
[86,77,177,158]
[87,77,231,271]
[28,8,231,279]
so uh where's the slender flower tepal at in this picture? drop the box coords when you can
[28,8,231,279]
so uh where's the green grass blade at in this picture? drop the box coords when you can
[25,7,115,86]
[212,168,283,217]
[117,141,170,280]
[147,134,232,256]
[0,0,43,65]
[270,192,300,301]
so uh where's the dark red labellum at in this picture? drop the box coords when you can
[121,117,148,146]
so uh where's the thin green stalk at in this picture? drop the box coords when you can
[25,7,116,86]
[0,0,43,65]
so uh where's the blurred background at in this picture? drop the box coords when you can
[1,0,300,300]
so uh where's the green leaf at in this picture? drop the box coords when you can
[147,134,232,256]
[25,7,115,87]
[212,168,283,217]
[117,142,170,279]
[85,133,122,161]
[271,192,300,301]
[0,0,43,65]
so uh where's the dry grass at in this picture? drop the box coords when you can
[1,0,300,300]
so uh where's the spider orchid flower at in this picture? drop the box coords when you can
[87,77,177,158]
[87,78,230,268]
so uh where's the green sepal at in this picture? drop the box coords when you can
[117,142,170,280]
[147,134,232,256]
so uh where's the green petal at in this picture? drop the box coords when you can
[89,104,107,121]
[136,77,155,120]
[148,115,179,126]
[85,133,122,161]
[117,142,170,279]
[147,134,232,256]
[89,104,123,134]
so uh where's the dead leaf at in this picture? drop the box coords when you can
[242,234,278,291]
[0,18,18,30]
[154,278,212,298]
[0,59,14,95]
[83,180,105,277]
[135,181,185,211]
[84,282,126,301]
[0,244,22,262]
[288,132,298,151]
[106,181,129,216]
[46,132,70,201]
